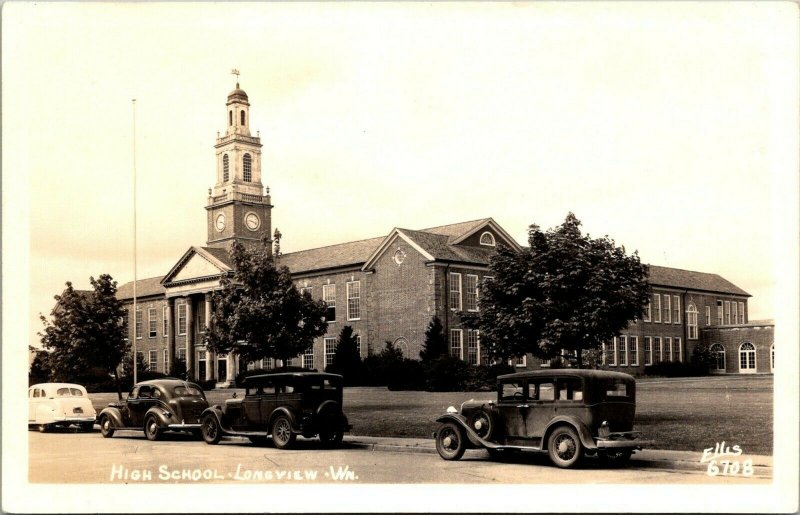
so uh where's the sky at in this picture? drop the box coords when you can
[3,2,796,349]
[2,3,799,511]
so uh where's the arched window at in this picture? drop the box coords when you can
[687,303,698,340]
[479,232,496,246]
[240,110,245,126]
[222,154,229,182]
[229,110,233,126]
[710,343,726,373]
[738,342,756,373]
[393,337,409,358]
[243,154,252,182]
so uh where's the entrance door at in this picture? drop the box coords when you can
[739,342,756,374]
[217,357,227,383]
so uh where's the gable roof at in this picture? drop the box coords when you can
[160,246,232,287]
[648,265,750,296]
[117,276,166,300]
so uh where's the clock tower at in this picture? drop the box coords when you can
[206,82,272,252]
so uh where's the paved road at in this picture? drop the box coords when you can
[29,428,769,485]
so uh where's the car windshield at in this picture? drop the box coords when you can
[173,385,203,397]
[56,387,83,397]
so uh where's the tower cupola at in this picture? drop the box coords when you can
[226,82,251,137]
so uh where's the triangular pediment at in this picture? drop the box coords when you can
[161,246,232,287]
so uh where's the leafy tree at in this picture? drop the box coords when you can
[206,240,328,367]
[327,325,363,385]
[464,213,650,367]
[419,316,447,363]
[29,347,53,385]
[122,351,150,378]
[39,274,128,399]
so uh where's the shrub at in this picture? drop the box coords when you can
[424,356,470,391]
[361,342,426,390]
[326,326,364,386]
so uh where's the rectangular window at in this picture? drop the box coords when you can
[450,329,463,359]
[540,358,551,368]
[464,275,479,311]
[163,349,168,373]
[324,337,337,367]
[122,312,129,340]
[135,309,143,339]
[323,284,336,323]
[664,337,672,362]
[738,302,745,324]
[717,300,723,325]
[663,295,671,324]
[149,350,157,371]
[601,341,606,365]
[724,301,731,325]
[643,301,651,322]
[300,286,313,296]
[302,346,314,370]
[673,295,680,324]
[653,337,662,362]
[197,302,205,333]
[177,347,186,362]
[644,336,652,366]
[629,336,638,366]
[163,306,168,337]
[510,355,526,368]
[178,303,187,335]
[346,281,361,320]
[356,335,362,356]
[653,294,661,323]
[674,337,682,363]
[148,308,157,338]
[706,306,711,326]
[449,273,462,311]
[731,301,737,325]
[466,330,479,365]
[619,335,627,366]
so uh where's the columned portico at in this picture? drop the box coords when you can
[205,292,214,381]
[185,296,195,378]
[167,298,176,374]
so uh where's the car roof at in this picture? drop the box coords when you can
[244,372,343,383]
[497,369,635,382]
[134,378,201,388]
[29,383,87,390]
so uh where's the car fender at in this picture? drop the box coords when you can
[269,407,300,433]
[143,406,172,428]
[34,402,57,424]
[199,406,230,430]
[542,416,596,450]
[98,406,125,428]
[435,413,487,449]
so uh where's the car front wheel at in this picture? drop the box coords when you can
[99,416,115,438]
[271,415,296,450]
[548,426,583,468]
[144,415,162,441]
[201,414,222,445]
[435,422,466,461]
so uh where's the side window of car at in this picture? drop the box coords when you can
[262,381,276,394]
[70,388,83,396]
[128,387,139,399]
[538,382,555,402]
[557,379,584,401]
[152,388,162,400]
[500,381,524,401]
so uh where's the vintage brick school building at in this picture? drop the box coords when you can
[116,84,773,384]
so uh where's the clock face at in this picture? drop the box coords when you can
[245,212,260,231]
[215,213,226,232]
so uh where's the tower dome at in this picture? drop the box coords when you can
[227,83,249,103]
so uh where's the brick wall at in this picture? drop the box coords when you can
[701,323,774,374]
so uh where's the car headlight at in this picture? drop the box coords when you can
[446,406,458,414]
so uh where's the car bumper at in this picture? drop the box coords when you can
[51,416,96,423]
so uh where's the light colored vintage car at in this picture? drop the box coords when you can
[28,383,97,432]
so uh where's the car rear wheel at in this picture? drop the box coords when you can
[271,415,296,450]
[435,422,466,461]
[144,415,162,441]
[99,416,115,438]
[548,426,583,468]
[201,414,222,445]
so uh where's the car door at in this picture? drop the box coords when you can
[495,379,527,441]
[125,386,152,427]
[258,379,278,428]
[525,380,557,441]
[242,383,263,427]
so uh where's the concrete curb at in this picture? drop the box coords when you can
[344,436,773,476]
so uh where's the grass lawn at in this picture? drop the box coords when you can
[88,374,773,454]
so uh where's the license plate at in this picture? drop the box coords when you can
[73,407,83,414]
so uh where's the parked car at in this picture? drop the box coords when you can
[97,379,209,441]
[434,369,652,468]
[28,383,97,432]
[200,371,351,449]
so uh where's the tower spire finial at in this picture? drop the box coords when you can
[231,68,240,88]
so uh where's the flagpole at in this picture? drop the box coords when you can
[132,98,138,384]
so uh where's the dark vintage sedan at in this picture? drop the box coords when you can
[434,369,652,468]
[98,379,209,441]
[200,372,351,449]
